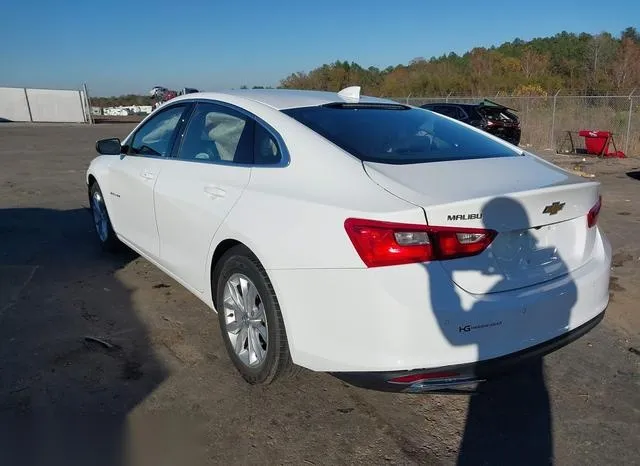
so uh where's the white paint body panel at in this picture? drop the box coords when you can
[86,89,611,374]
[106,156,165,259]
[153,160,251,292]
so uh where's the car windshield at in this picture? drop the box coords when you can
[282,104,521,164]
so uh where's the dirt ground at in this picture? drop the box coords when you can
[0,123,638,466]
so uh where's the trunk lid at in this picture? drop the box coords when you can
[364,154,601,294]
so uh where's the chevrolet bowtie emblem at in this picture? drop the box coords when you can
[543,202,565,215]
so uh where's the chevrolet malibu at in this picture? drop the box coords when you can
[86,87,611,392]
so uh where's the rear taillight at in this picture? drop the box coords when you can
[435,229,496,260]
[344,218,496,268]
[587,196,602,228]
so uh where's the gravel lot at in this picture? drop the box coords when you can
[1,123,638,466]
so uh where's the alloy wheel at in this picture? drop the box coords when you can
[222,273,269,367]
[91,191,108,242]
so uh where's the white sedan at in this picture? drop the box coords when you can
[86,87,611,392]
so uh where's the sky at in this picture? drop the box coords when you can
[1,0,638,96]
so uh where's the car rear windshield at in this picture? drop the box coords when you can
[282,104,521,164]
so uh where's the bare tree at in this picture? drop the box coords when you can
[520,48,549,79]
[586,33,617,87]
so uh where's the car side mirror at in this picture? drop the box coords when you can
[96,138,122,155]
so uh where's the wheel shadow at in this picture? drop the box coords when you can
[0,207,167,466]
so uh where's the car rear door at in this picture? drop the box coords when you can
[153,102,256,292]
[107,103,191,259]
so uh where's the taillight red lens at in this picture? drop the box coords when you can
[389,371,460,384]
[344,219,433,267]
[434,228,497,260]
[344,218,496,267]
[587,196,602,228]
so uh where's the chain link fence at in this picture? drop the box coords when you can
[389,94,638,156]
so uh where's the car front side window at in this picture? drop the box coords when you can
[129,105,187,157]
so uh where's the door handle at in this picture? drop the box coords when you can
[204,186,226,198]
[140,170,155,180]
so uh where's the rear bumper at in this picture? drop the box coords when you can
[269,227,611,373]
[331,309,605,393]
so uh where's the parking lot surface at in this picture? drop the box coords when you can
[1,124,639,465]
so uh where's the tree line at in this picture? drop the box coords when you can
[280,27,640,96]
[94,27,640,105]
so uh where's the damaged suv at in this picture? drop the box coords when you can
[421,100,521,146]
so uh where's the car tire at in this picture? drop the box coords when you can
[214,245,298,384]
[89,182,121,252]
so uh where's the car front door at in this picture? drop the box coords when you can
[153,102,255,292]
[108,103,190,259]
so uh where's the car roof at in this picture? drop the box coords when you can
[169,88,398,110]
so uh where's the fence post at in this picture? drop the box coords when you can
[83,83,94,125]
[446,92,452,103]
[549,89,561,150]
[625,89,635,155]
[78,90,87,123]
[23,88,33,122]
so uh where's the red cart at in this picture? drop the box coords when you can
[557,130,626,158]
[577,130,626,158]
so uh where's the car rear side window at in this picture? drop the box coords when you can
[177,103,254,164]
[253,123,282,165]
[283,105,521,164]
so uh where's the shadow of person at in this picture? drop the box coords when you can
[0,207,167,466]
[427,197,578,466]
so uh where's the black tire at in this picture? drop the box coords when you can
[89,182,121,252]
[214,245,298,384]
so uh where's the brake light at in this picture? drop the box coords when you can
[344,218,496,267]
[587,196,602,228]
